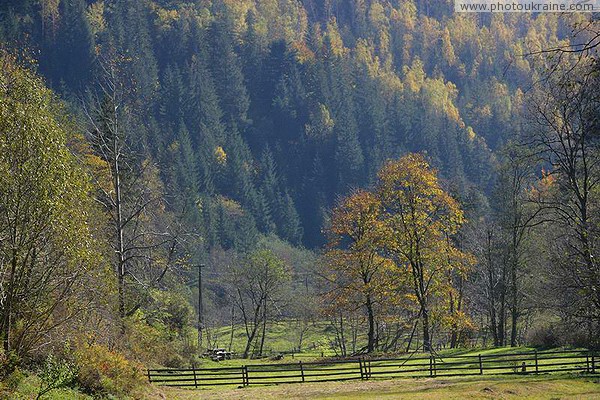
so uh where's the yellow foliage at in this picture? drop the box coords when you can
[355,39,381,77]
[324,154,475,329]
[214,145,227,166]
[403,58,425,93]
[324,18,347,57]
[376,154,473,326]
[442,28,457,67]
[155,7,180,30]
[324,189,396,315]
[219,196,244,217]
[75,343,145,397]
[292,40,315,64]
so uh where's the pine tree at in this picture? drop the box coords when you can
[42,0,94,91]
[277,191,303,244]
[160,64,185,126]
[209,17,250,131]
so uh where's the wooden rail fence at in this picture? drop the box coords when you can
[147,349,597,388]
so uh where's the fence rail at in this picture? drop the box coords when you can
[147,349,597,388]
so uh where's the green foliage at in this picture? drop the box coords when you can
[1,368,25,394]
[36,355,77,400]
[0,51,99,357]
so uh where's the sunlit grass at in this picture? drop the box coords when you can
[156,373,600,399]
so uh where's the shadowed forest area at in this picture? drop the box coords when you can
[1,0,600,398]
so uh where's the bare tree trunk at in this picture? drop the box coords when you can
[339,313,346,357]
[242,303,262,359]
[228,303,235,353]
[259,298,267,357]
[510,256,518,347]
[422,308,431,352]
[1,253,17,353]
[499,260,507,346]
[366,294,375,353]
[113,128,126,333]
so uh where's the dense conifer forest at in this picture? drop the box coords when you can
[1,1,599,398]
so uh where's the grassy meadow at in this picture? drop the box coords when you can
[158,374,600,399]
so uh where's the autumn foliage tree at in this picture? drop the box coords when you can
[325,189,393,353]
[377,154,471,352]
[325,153,472,353]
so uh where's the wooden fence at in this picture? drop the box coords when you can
[147,349,597,388]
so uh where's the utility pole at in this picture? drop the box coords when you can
[194,264,207,353]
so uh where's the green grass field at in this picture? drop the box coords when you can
[150,346,595,387]
[199,319,506,368]
[207,320,338,357]
[156,374,600,399]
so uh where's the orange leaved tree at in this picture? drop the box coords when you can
[324,189,392,353]
[377,153,469,352]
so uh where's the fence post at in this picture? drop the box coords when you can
[359,358,365,380]
[242,365,249,387]
[479,354,483,375]
[368,359,372,379]
[592,353,596,374]
[147,369,151,383]
[429,356,433,377]
[193,366,198,389]
[300,361,305,383]
[587,353,590,373]
[535,350,539,374]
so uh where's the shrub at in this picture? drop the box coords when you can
[124,313,176,366]
[36,354,77,400]
[527,325,562,348]
[75,344,145,398]
[0,348,20,379]
[0,367,25,397]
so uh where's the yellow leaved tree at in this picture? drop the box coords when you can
[377,153,472,351]
[324,153,473,353]
[324,189,394,353]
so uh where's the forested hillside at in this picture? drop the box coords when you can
[1,1,599,398]
[3,0,584,248]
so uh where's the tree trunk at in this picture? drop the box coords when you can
[2,254,17,353]
[498,261,507,346]
[228,303,235,352]
[422,308,431,352]
[113,128,126,334]
[243,323,259,359]
[486,230,499,346]
[406,317,418,352]
[366,293,375,353]
[243,302,262,359]
[451,274,465,348]
[510,258,518,347]
[259,298,267,357]
[339,313,346,357]
[449,292,457,348]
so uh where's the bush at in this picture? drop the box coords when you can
[0,348,20,379]
[124,310,197,367]
[75,344,145,398]
[124,313,176,366]
[0,367,25,399]
[36,354,77,400]
[527,325,562,348]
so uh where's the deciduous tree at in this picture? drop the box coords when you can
[377,153,470,352]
